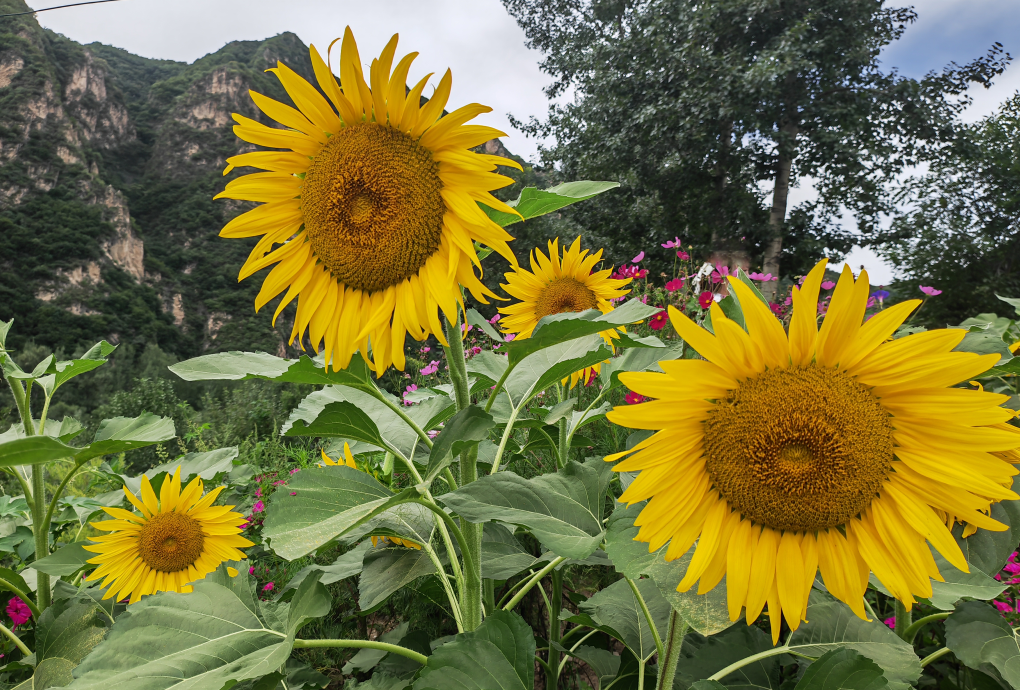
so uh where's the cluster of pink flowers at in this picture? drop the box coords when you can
[6,597,30,629]
[665,278,684,292]
[747,272,778,282]
[420,360,440,376]
[403,384,418,406]
[612,264,647,280]
[488,313,501,324]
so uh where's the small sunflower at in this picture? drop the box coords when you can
[321,443,420,549]
[607,259,1020,643]
[84,468,252,603]
[499,237,631,386]
[217,28,522,375]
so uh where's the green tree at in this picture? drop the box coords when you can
[502,0,1010,296]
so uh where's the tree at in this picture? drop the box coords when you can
[878,94,1020,326]
[503,0,1010,296]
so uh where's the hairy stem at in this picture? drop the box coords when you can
[656,609,687,689]
[44,461,87,537]
[503,556,567,611]
[292,638,427,665]
[31,463,49,610]
[420,540,464,632]
[547,567,563,690]
[904,612,951,644]
[894,600,911,641]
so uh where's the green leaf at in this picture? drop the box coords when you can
[0,495,29,517]
[0,566,31,600]
[0,436,79,467]
[787,595,922,688]
[503,336,613,407]
[481,523,540,580]
[955,330,1013,365]
[690,683,728,690]
[794,648,889,690]
[465,351,509,388]
[75,414,176,462]
[359,545,436,611]
[675,624,779,690]
[997,295,1020,318]
[342,622,410,675]
[426,407,495,483]
[148,446,238,482]
[50,341,117,391]
[480,180,619,227]
[278,542,370,599]
[504,299,659,366]
[466,309,504,343]
[945,600,1020,686]
[604,502,732,636]
[284,400,387,446]
[263,466,418,560]
[171,351,380,393]
[20,592,114,690]
[31,542,93,577]
[566,646,620,687]
[599,343,682,391]
[575,577,669,658]
[68,565,328,690]
[442,458,612,559]
[928,551,1007,610]
[955,475,1020,576]
[413,611,535,690]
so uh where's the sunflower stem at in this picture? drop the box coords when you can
[4,372,33,439]
[31,462,50,610]
[0,621,31,656]
[547,566,563,690]
[292,638,427,665]
[44,460,87,539]
[557,384,569,468]
[627,577,665,661]
[903,612,951,644]
[502,556,567,611]
[920,646,953,667]
[894,600,911,641]
[656,609,687,690]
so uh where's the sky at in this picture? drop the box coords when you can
[24,0,1020,285]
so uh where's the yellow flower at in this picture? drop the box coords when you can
[321,443,420,549]
[499,237,631,386]
[607,259,1020,643]
[216,28,522,375]
[84,468,253,604]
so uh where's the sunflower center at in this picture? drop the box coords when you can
[138,511,205,573]
[535,277,598,319]
[301,122,446,293]
[703,365,894,532]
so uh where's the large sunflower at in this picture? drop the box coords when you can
[84,468,252,603]
[216,28,522,374]
[607,259,1020,643]
[499,237,631,386]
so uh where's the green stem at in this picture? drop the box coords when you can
[862,595,878,622]
[31,462,49,610]
[503,556,567,611]
[656,610,687,690]
[0,621,31,656]
[36,394,52,436]
[547,567,563,690]
[443,468,458,490]
[420,540,464,632]
[5,374,33,438]
[564,389,605,455]
[559,629,599,675]
[0,578,39,618]
[709,645,790,682]
[292,638,427,665]
[489,404,522,475]
[903,612,951,644]
[483,578,495,615]
[636,655,645,690]
[894,600,911,641]
[369,385,433,450]
[409,497,478,608]
[626,577,665,661]
[44,461,87,537]
[483,361,513,414]
[920,647,953,667]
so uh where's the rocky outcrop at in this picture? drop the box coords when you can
[95,186,145,281]
[62,49,135,148]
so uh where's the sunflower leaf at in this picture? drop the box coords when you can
[479,180,620,228]
[31,542,93,577]
[441,457,612,559]
[262,466,419,560]
[0,436,79,468]
[169,352,378,393]
[945,600,1020,686]
[793,648,890,690]
[481,523,541,580]
[19,591,114,690]
[413,610,535,690]
[503,335,614,407]
[572,577,669,659]
[359,545,437,611]
[74,414,176,462]
[927,550,1007,610]
[675,625,780,689]
[466,309,504,343]
[426,407,495,483]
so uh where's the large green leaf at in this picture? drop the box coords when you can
[675,625,779,690]
[0,436,79,467]
[170,351,378,393]
[794,648,889,690]
[425,407,495,483]
[787,595,921,687]
[442,458,612,559]
[574,577,669,659]
[481,523,540,580]
[481,180,619,228]
[262,466,415,560]
[31,542,93,577]
[928,551,1007,610]
[148,447,238,482]
[503,336,613,408]
[342,622,410,674]
[945,601,1020,686]
[504,299,659,366]
[599,343,683,391]
[284,400,388,447]
[51,342,118,392]
[413,611,534,690]
[15,592,114,690]
[359,545,437,611]
[955,476,1020,576]
[605,502,732,636]
[278,542,371,599]
[67,566,329,690]
[75,414,176,462]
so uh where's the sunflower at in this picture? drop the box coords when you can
[216,28,522,374]
[607,259,1020,643]
[499,237,631,386]
[320,443,421,549]
[84,468,252,603]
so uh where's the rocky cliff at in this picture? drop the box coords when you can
[0,0,531,359]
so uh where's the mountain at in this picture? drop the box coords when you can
[0,0,534,360]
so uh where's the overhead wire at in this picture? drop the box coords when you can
[0,0,126,19]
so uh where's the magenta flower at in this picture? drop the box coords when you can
[698,291,714,309]
[472,346,482,355]
[625,391,646,405]
[920,286,942,296]
[255,487,262,498]
[820,280,836,290]
[883,617,895,630]
[866,295,877,308]
[504,333,516,341]
[995,600,1012,613]
[427,429,440,440]
[748,272,778,282]
[488,313,501,324]
[649,310,669,331]
[420,360,440,376]
[632,251,645,263]
[665,278,684,292]
[676,250,690,260]
[290,467,300,475]
[710,266,730,284]
[252,501,265,513]
[6,597,30,629]
[661,237,682,249]
[249,565,256,574]
[421,346,430,353]
[262,582,274,592]
[769,302,784,316]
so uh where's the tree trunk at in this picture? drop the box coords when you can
[708,119,750,294]
[761,120,799,301]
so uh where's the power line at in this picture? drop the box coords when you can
[0,0,126,18]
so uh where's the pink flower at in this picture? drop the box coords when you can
[421,346,430,353]
[488,313,501,324]
[698,291,714,309]
[665,278,684,292]
[784,293,793,307]
[249,566,255,574]
[262,582,275,592]
[995,600,1012,613]
[420,360,440,376]
[748,272,778,282]
[1006,563,1020,574]
[252,501,265,513]
[290,492,297,496]
[632,251,645,263]
[818,300,829,316]
[427,429,440,439]
[883,617,895,630]
[461,323,472,334]
[769,303,784,316]
[920,286,942,296]
[472,346,482,355]
[611,264,647,280]
[403,384,418,406]
[676,250,690,261]
[273,480,286,486]
[6,597,31,628]
[649,310,669,331]
[625,391,646,405]
[255,488,262,498]
[710,266,730,284]
[820,281,836,290]
[504,333,515,341]
[866,296,877,308]
[661,237,682,249]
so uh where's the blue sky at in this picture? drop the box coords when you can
[25,0,1020,283]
